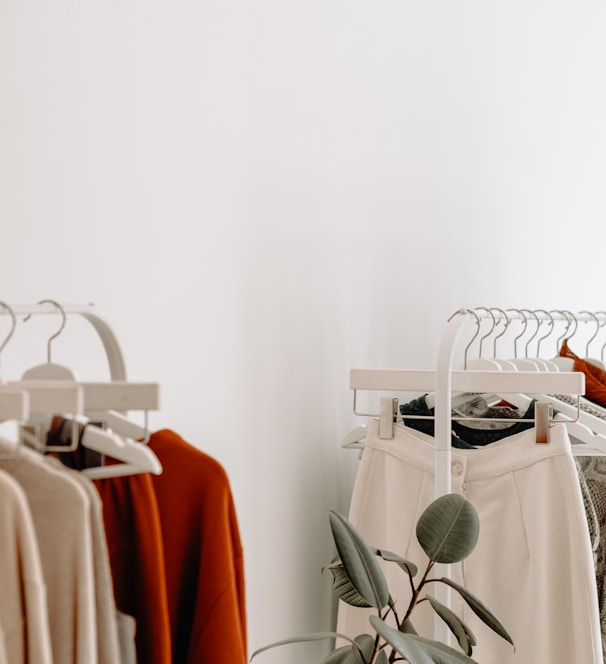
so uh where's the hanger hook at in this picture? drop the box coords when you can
[533,309,554,357]
[594,312,606,361]
[506,308,527,358]
[550,310,572,353]
[521,309,541,358]
[579,311,600,357]
[0,302,17,364]
[463,309,482,369]
[561,310,578,345]
[473,307,497,359]
[489,307,510,357]
[23,299,67,363]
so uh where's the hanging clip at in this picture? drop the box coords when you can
[379,396,398,439]
[535,401,552,444]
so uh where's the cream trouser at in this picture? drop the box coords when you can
[336,419,603,664]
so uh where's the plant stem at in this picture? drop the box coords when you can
[402,559,435,624]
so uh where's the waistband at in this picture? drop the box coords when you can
[365,418,573,481]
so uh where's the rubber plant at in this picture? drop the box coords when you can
[251,494,514,663]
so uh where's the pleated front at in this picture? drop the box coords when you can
[337,419,603,664]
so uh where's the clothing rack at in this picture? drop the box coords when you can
[350,308,586,499]
[349,307,591,642]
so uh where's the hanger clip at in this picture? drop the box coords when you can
[379,397,398,439]
[535,401,552,444]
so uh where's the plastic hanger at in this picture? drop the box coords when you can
[466,308,515,371]
[550,310,576,371]
[438,309,517,409]
[77,423,162,479]
[341,424,367,449]
[0,386,30,459]
[21,300,79,380]
[521,309,561,371]
[530,309,561,372]
[16,300,161,476]
[579,311,605,370]
[505,309,545,371]
[0,301,17,384]
[20,299,155,438]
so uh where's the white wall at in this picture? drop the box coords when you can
[2,1,606,661]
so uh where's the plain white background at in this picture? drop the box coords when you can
[2,1,606,661]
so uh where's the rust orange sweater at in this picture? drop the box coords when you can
[559,339,606,408]
[148,430,247,664]
[93,472,173,664]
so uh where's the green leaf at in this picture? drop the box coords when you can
[327,564,373,608]
[375,651,388,664]
[460,620,477,648]
[439,578,513,646]
[250,631,356,661]
[400,618,418,635]
[348,634,374,664]
[406,635,480,663]
[426,595,473,656]
[329,510,389,609]
[322,634,375,664]
[370,617,480,664]
[415,495,479,564]
[375,549,418,577]
[369,616,433,664]
[322,646,354,664]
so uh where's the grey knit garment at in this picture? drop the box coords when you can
[576,455,606,662]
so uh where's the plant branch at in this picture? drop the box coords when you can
[402,559,435,624]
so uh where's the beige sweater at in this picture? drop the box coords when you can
[0,444,97,664]
[0,467,52,664]
[45,458,122,664]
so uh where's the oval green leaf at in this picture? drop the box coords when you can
[349,634,375,664]
[426,595,473,656]
[369,616,433,664]
[328,564,373,608]
[329,510,389,609]
[416,494,479,564]
[439,578,513,646]
[375,651,388,664]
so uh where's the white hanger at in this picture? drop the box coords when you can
[0,386,30,459]
[0,301,17,384]
[467,309,606,451]
[79,425,162,479]
[436,309,517,410]
[549,310,577,371]
[21,300,80,381]
[522,310,561,372]
[466,308,519,371]
[16,300,161,477]
[579,311,606,370]
[505,309,547,371]
[341,424,367,449]
[84,382,159,442]
[0,387,29,422]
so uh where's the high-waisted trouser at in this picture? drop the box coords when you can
[336,419,603,664]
